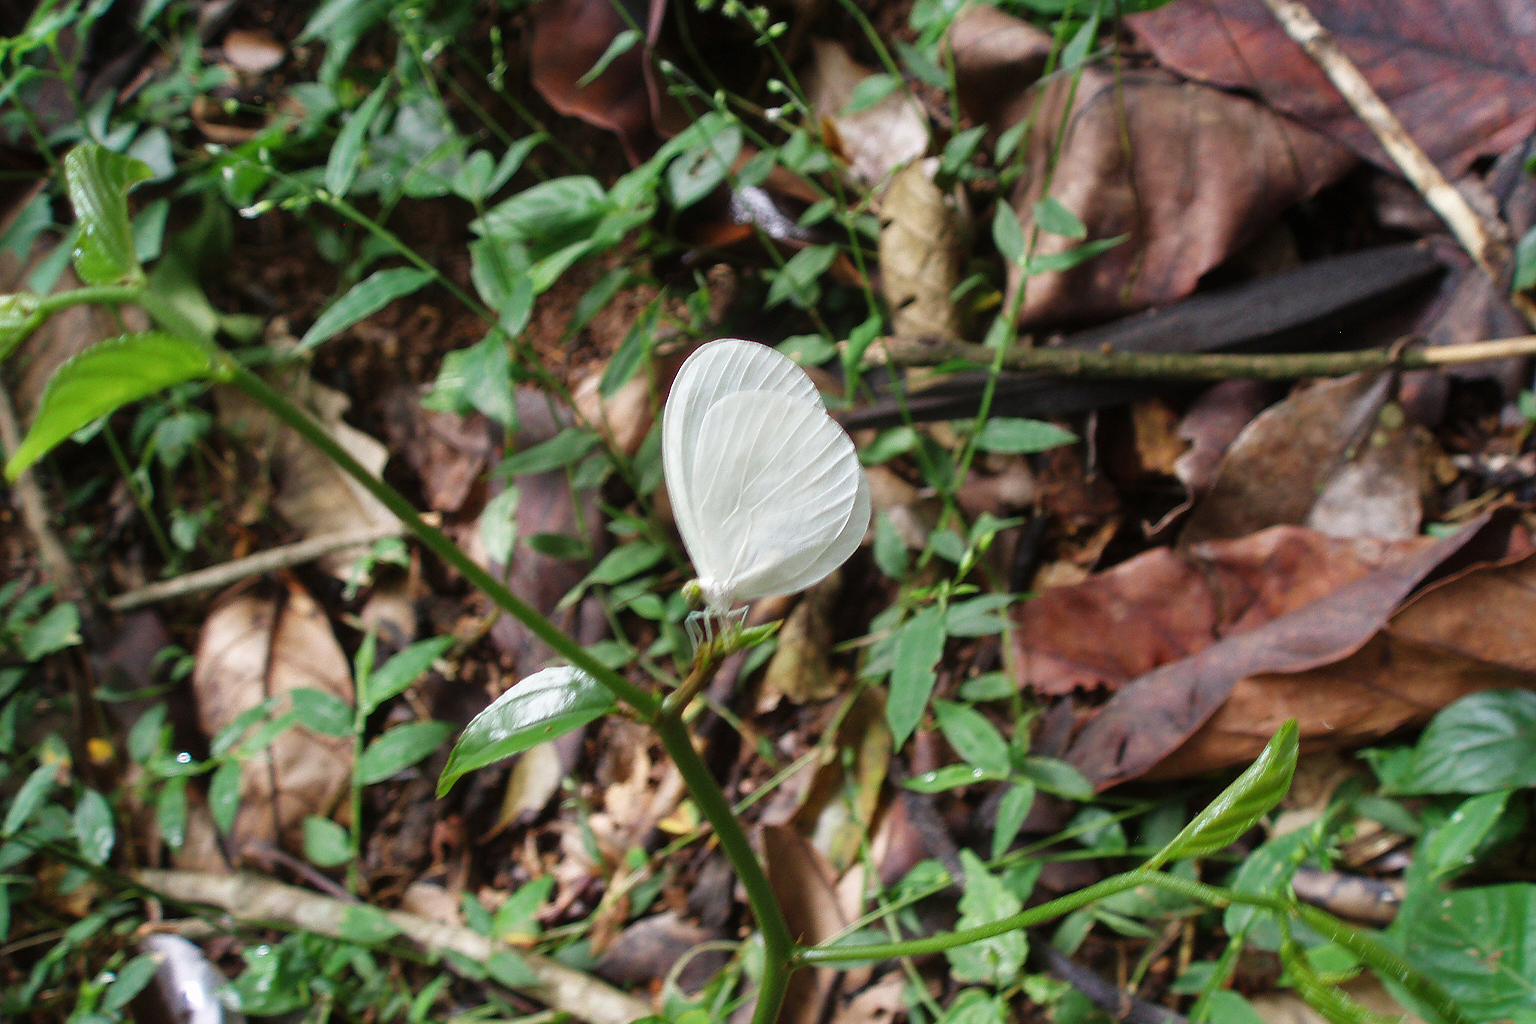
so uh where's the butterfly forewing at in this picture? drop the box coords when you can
[690,390,862,603]
[662,339,820,566]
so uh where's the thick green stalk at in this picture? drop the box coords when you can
[226,361,794,1024]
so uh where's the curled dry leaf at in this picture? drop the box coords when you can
[594,911,729,994]
[192,587,354,855]
[879,158,964,339]
[1061,512,1536,786]
[802,39,929,190]
[1128,0,1536,176]
[949,6,1356,326]
[1174,380,1273,495]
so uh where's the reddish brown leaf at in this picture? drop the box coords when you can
[1015,526,1429,696]
[1128,0,1536,176]
[950,6,1356,326]
[1062,512,1528,787]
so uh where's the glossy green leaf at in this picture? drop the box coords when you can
[6,332,217,480]
[64,144,152,285]
[438,666,616,796]
[1223,827,1309,951]
[973,418,1076,455]
[326,80,391,198]
[474,176,608,255]
[357,720,454,785]
[887,606,946,748]
[0,293,42,362]
[3,763,56,835]
[845,73,899,114]
[362,636,453,715]
[72,787,114,864]
[1025,234,1127,275]
[157,776,188,848]
[1418,790,1511,881]
[943,594,1015,637]
[18,602,81,660]
[934,701,1010,774]
[425,331,517,427]
[667,124,742,210]
[303,814,353,867]
[991,781,1035,859]
[1388,689,1536,794]
[1146,719,1298,870]
[102,952,160,1011]
[1015,756,1094,800]
[1395,881,1536,1021]
[766,243,838,310]
[299,267,434,352]
[478,486,520,566]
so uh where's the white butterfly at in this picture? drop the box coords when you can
[663,338,871,620]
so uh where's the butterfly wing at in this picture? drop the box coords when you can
[688,389,866,606]
[662,339,821,571]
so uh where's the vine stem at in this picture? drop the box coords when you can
[223,360,795,1024]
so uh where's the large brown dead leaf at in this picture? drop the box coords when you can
[192,586,354,855]
[761,824,847,1024]
[949,6,1356,326]
[1061,511,1534,787]
[1128,0,1536,176]
[1015,526,1429,696]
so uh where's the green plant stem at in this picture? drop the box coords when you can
[226,359,795,1024]
[102,423,176,565]
[653,711,793,1024]
[223,362,657,718]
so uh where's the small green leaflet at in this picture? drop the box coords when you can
[973,418,1076,455]
[1383,689,1536,794]
[303,815,352,867]
[325,80,391,198]
[439,666,616,796]
[357,720,455,785]
[0,293,42,362]
[7,332,218,480]
[64,144,152,286]
[1032,197,1086,240]
[576,28,640,88]
[299,267,434,352]
[933,701,1010,775]
[845,73,900,114]
[361,636,453,715]
[887,607,947,748]
[72,788,114,865]
[500,427,598,477]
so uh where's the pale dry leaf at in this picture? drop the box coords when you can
[495,740,567,833]
[761,571,842,705]
[761,824,846,1024]
[192,587,354,855]
[879,158,964,339]
[802,38,929,188]
[222,29,286,73]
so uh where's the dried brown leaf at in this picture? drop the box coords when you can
[879,159,964,339]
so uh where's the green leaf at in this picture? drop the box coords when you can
[958,672,1013,702]
[357,720,455,785]
[157,776,187,848]
[487,948,540,988]
[1223,827,1309,951]
[208,758,242,834]
[102,951,160,1012]
[943,594,1014,637]
[325,79,391,198]
[1390,689,1536,794]
[0,293,43,362]
[845,73,899,114]
[500,427,598,477]
[1015,756,1093,800]
[576,28,640,88]
[3,763,56,835]
[338,903,403,945]
[887,606,946,748]
[668,125,743,210]
[18,602,81,660]
[992,204,1026,267]
[599,302,656,397]
[424,330,517,427]
[1033,197,1086,240]
[583,541,666,589]
[299,267,434,352]
[1146,719,1298,870]
[766,243,838,310]
[478,486,520,566]
[362,636,453,715]
[903,763,1007,792]
[288,687,354,738]
[973,418,1076,455]
[1395,881,1536,1021]
[1418,790,1511,881]
[72,787,114,864]
[524,533,587,559]
[946,849,1026,985]
[940,125,988,179]
[474,176,608,255]
[1514,224,1536,293]
[438,666,616,796]
[934,701,1011,774]
[303,814,353,867]
[1025,234,1127,274]
[873,512,908,579]
[991,781,1034,859]
[6,332,217,480]
[64,144,152,286]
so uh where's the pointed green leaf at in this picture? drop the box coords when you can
[288,688,353,737]
[208,758,242,834]
[3,763,56,835]
[361,636,453,715]
[887,606,946,748]
[72,787,115,865]
[1146,719,1298,869]
[1033,197,1086,240]
[326,80,391,198]
[303,814,353,867]
[298,267,434,352]
[973,418,1076,455]
[357,720,454,785]
[6,332,218,480]
[576,28,640,88]
[934,701,1010,775]
[64,144,152,286]
[338,903,402,945]
[438,666,616,796]
[992,204,1026,267]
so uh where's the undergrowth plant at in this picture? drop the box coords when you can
[0,1,1486,1022]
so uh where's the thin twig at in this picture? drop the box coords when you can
[1255,0,1536,329]
[881,334,1536,379]
[107,523,406,612]
[0,383,87,607]
[135,869,654,1024]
